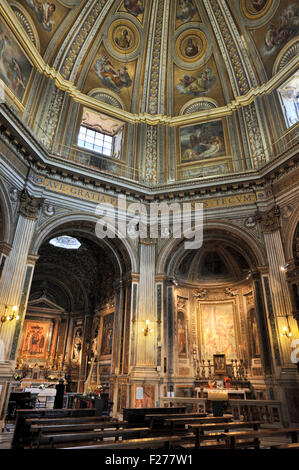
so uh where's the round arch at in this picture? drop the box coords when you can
[156,221,267,275]
[30,212,139,274]
[0,181,13,245]
[284,207,299,261]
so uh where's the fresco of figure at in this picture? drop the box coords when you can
[124,0,143,17]
[262,4,299,56]
[95,55,132,93]
[25,0,56,32]
[176,67,216,97]
[177,0,196,23]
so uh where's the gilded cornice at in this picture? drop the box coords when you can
[0,2,298,127]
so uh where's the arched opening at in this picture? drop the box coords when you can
[15,218,133,406]
[162,227,267,399]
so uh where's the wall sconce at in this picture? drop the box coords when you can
[1,305,19,324]
[142,320,152,336]
[280,314,292,338]
[281,325,292,338]
[280,264,290,272]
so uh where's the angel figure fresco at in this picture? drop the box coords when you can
[25,0,56,32]
[176,0,196,23]
[262,4,299,56]
[124,0,144,16]
[95,55,132,93]
[176,67,216,97]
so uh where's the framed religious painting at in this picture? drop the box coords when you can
[213,354,226,375]
[19,319,52,360]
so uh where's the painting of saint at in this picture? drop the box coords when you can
[213,354,226,374]
[20,320,51,359]
[0,22,32,101]
[124,0,144,17]
[180,120,226,162]
[25,0,56,32]
[100,313,114,356]
[176,0,196,23]
[95,55,132,93]
[200,303,237,360]
[262,4,299,56]
[184,38,198,57]
[115,28,132,49]
[177,311,187,357]
[176,67,216,97]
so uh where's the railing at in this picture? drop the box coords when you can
[2,95,298,187]
[230,399,284,427]
[160,397,284,427]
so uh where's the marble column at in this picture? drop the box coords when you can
[0,191,42,430]
[257,206,299,365]
[0,191,42,361]
[130,240,157,378]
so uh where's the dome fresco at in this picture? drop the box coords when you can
[0,0,298,184]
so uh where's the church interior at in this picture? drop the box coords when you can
[0,0,299,451]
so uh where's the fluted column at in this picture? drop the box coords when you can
[257,206,299,365]
[135,241,156,368]
[129,241,157,379]
[0,191,43,361]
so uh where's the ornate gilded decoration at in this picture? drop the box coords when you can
[193,289,207,300]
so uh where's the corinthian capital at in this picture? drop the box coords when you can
[256,205,280,234]
[19,190,44,220]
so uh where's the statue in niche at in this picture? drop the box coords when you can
[177,311,187,357]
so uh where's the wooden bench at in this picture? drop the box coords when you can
[271,443,299,450]
[33,427,150,449]
[220,427,299,449]
[164,415,232,434]
[26,415,113,425]
[189,420,263,447]
[12,408,105,448]
[62,433,196,450]
[30,420,125,435]
[145,412,207,431]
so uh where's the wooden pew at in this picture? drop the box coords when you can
[12,408,104,448]
[145,412,207,431]
[188,420,263,447]
[30,420,125,435]
[123,407,186,429]
[220,427,299,449]
[62,434,196,450]
[164,415,232,434]
[26,415,113,426]
[34,427,150,449]
[271,443,299,449]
